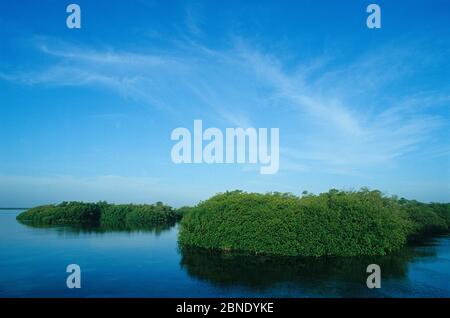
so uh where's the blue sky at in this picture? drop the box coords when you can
[0,0,449,207]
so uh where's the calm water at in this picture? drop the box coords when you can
[0,210,449,297]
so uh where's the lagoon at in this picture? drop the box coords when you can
[0,210,449,297]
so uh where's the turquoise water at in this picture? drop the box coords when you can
[0,210,449,297]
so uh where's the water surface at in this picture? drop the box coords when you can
[0,210,449,297]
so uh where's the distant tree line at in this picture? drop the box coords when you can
[16,188,450,257]
[16,201,182,230]
[179,189,450,257]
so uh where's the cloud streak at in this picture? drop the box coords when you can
[1,36,448,175]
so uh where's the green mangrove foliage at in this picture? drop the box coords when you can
[16,188,450,257]
[16,202,102,225]
[100,202,182,229]
[179,189,450,257]
[398,199,449,239]
[16,201,182,229]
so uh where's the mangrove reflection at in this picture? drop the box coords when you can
[179,243,438,294]
[18,220,177,237]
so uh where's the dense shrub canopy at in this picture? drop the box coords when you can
[397,200,449,239]
[17,188,450,257]
[17,201,181,229]
[16,202,102,225]
[429,203,450,229]
[179,189,415,257]
[100,202,181,229]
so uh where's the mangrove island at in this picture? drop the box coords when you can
[17,188,450,257]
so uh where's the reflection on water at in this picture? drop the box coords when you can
[18,220,176,237]
[1,210,450,297]
[179,236,450,297]
[179,244,436,294]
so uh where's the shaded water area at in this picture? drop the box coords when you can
[0,210,449,297]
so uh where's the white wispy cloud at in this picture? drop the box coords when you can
[1,36,447,175]
[233,42,447,170]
